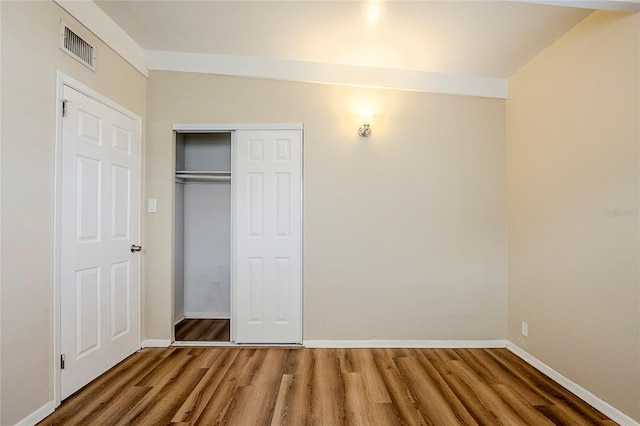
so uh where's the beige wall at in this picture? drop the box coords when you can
[507,11,640,421]
[0,1,147,424]
[145,71,508,342]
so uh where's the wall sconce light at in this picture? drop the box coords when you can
[358,109,373,137]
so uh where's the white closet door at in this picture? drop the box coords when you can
[234,130,302,343]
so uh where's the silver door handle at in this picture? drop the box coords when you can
[130,244,142,253]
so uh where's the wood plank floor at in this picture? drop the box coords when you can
[175,319,230,342]
[39,347,616,425]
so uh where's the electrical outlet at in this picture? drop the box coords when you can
[521,321,528,338]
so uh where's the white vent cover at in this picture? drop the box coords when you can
[60,21,96,71]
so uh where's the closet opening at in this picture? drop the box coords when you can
[174,131,232,342]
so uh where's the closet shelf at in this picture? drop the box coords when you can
[175,170,231,175]
[175,171,231,183]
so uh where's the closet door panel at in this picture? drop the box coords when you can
[234,130,302,344]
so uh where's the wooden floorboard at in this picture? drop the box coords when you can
[175,319,230,342]
[39,347,618,426]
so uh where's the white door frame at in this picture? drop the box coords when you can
[52,71,142,406]
[171,123,304,346]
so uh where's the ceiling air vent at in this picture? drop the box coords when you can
[60,22,96,71]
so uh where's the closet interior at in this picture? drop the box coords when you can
[174,132,232,342]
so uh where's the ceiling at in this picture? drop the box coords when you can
[95,1,594,79]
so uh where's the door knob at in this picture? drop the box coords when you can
[130,244,142,253]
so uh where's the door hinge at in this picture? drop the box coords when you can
[62,100,68,117]
[61,354,66,370]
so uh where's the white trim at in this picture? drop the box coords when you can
[174,314,186,326]
[145,51,508,99]
[507,342,640,426]
[299,132,305,347]
[0,1,2,418]
[230,131,237,344]
[52,71,143,407]
[184,312,231,319]
[172,341,235,347]
[52,73,63,410]
[173,123,303,132]
[171,130,177,344]
[172,341,303,348]
[303,339,508,348]
[53,0,148,77]
[14,401,56,426]
[141,339,172,348]
[57,73,141,121]
[514,0,640,13]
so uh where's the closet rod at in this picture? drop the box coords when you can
[176,174,231,182]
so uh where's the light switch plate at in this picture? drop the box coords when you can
[147,199,157,213]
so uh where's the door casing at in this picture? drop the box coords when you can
[52,71,143,407]
[171,124,304,346]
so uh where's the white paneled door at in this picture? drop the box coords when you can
[235,130,302,343]
[60,86,140,398]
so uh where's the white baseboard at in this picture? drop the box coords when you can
[15,400,56,426]
[141,339,172,348]
[184,311,230,319]
[507,342,639,426]
[172,341,236,347]
[303,339,508,348]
